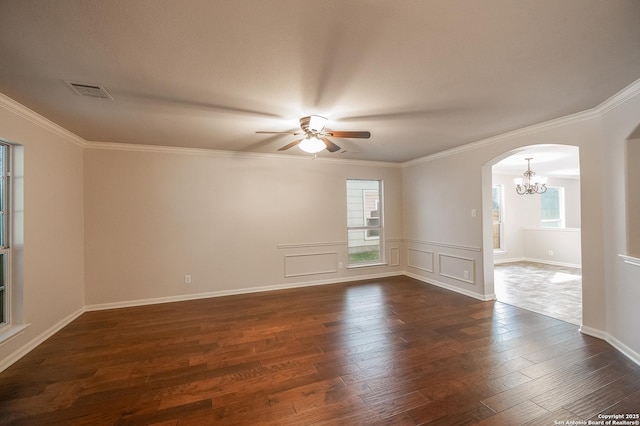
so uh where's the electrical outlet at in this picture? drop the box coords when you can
[463,270,470,279]
[184,274,192,284]
[548,250,554,256]
[339,262,344,269]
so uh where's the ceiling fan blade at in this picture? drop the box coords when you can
[277,139,303,151]
[321,138,341,153]
[256,131,302,135]
[326,131,371,139]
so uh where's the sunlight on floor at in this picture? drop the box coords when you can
[551,272,581,284]
[494,261,582,325]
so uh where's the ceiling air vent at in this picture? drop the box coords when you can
[65,81,113,100]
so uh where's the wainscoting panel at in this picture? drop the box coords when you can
[284,252,338,278]
[439,253,475,284]
[389,247,400,267]
[407,248,434,273]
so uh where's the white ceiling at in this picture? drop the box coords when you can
[0,1,639,162]
[493,145,580,178]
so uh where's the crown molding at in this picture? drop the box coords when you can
[0,91,400,168]
[3,76,639,164]
[401,109,599,168]
[0,93,87,148]
[595,77,640,116]
[402,77,640,168]
[85,141,402,168]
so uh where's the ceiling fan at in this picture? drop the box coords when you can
[256,115,371,154]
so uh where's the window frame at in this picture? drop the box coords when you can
[0,143,10,329]
[492,184,504,251]
[346,179,384,267]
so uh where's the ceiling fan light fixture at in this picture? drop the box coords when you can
[258,115,368,153]
[299,136,325,153]
[307,115,327,133]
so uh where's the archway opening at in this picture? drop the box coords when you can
[483,145,582,325]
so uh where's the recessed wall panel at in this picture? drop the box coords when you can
[439,253,475,284]
[389,247,400,266]
[284,252,338,278]
[407,248,434,273]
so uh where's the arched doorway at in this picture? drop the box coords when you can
[482,145,583,325]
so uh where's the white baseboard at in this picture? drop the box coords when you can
[404,271,495,301]
[85,272,405,312]
[0,307,85,373]
[607,334,640,366]
[493,256,526,265]
[580,325,640,367]
[579,325,607,340]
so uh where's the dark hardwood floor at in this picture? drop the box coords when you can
[1,276,639,425]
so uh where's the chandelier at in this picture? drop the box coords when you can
[514,157,547,195]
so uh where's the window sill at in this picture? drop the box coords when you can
[0,323,30,346]
[522,227,581,232]
[347,262,388,270]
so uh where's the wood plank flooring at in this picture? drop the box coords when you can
[1,276,639,425]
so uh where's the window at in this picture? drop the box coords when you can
[363,190,380,239]
[0,143,9,327]
[541,187,565,228]
[492,184,503,250]
[347,179,383,266]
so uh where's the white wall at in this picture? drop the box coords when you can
[402,152,486,299]
[0,95,85,370]
[493,173,581,266]
[520,228,581,267]
[83,146,404,307]
[601,86,640,362]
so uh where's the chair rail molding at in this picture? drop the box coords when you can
[619,254,640,268]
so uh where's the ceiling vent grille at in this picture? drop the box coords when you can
[65,81,113,99]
